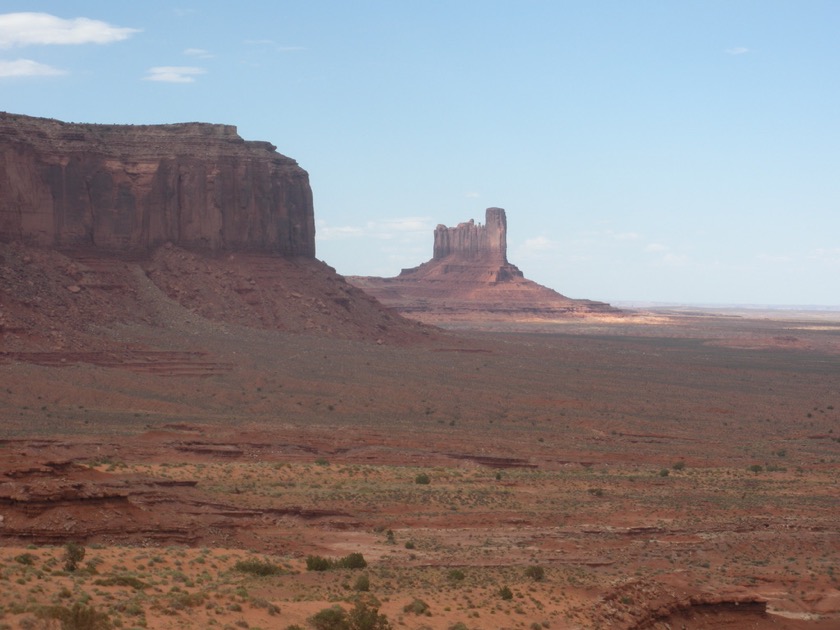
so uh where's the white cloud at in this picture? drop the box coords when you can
[645,243,668,253]
[725,47,750,55]
[464,191,480,198]
[660,252,689,266]
[184,48,214,59]
[809,247,840,264]
[144,66,206,83]
[611,231,640,241]
[0,12,139,48]
[317,217,433,242]
[522,236,555,252]
[0,58,65,77]
[318,225,364,240]
[756,253,793,264]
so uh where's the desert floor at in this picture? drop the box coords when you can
[2,299,840,629]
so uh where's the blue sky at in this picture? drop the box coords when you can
[2,2,838,306]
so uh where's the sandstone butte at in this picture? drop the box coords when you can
[0,112,431,345]
[0,111,314,255]
[348,207,620,324]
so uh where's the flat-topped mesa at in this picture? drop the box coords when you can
[433,207,508,263]
[0,112,314,256]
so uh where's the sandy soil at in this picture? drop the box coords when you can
[1,243,839,629]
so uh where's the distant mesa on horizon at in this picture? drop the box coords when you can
[348,207,620,325]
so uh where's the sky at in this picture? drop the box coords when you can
[1,1,838,306]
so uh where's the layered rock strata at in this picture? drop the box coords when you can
[0,112,314,256]
[349,207,619,323]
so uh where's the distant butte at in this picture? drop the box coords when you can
[348,207,620,325]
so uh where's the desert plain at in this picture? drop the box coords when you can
[1,244,839,630]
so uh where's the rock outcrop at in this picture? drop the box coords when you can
[0,112,434,346]
[0,112,314,256]
[349,207,620,325]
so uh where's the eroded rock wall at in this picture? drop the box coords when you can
[0,112,314,256]
[433,207,508,262]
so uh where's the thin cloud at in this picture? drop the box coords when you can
[318,225,364,240]
[144,66,206,83]
[809,247,840,264]
[725,47,750,55]
[464,191,480,199]
[611,231,640,241]
[317,217,433,241]
[0,12,140,48]
[522,236,555,252]
[184,48,214,59]
[0,58,65,77]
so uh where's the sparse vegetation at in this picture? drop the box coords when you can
[63,542,86,572]
[403,598,431,615]
[306,553,367,571]
[40,602,112,630]
[310,599,391,630]
[234,558,283,576]
[524,565,545,581]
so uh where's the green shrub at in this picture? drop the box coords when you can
[306,555,333,571]
[234,558,283,576]
[402,599,430,615]
[659,468,670,477]
[348,599,391,630]
[524,565,545,581]
[448,569,465,582]
[354,574,370,592]
[41,602,111,629]
[306,553,367,571]
[415,473,431,485]
[14,553,36,565]
[310,605,348,630]
[672,461,686,470]
[93,575,148,589]
[63,543,86,572]
[339,553,367,570]
[499,585,514,600]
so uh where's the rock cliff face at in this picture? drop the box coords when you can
[433,207,508,262]
[0,112,314,256]
[349,207,620,325]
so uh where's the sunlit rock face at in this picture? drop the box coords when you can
[0,112,314,257]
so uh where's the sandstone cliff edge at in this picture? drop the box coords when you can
[0,112,314,256]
